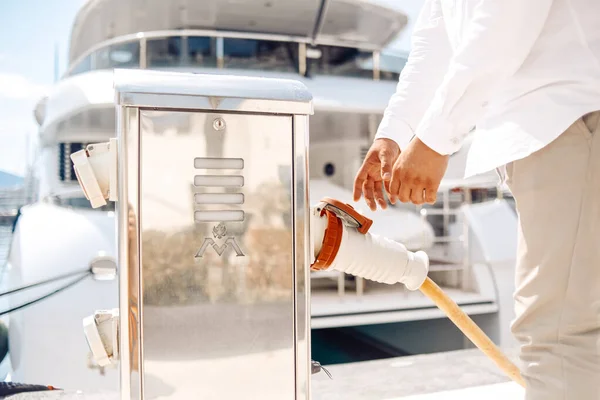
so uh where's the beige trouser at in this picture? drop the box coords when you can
[505,111,600,400]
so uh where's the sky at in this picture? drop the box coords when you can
[0,0,87,176]
[0,0,423,178]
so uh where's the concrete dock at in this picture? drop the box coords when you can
[6,347,523,399]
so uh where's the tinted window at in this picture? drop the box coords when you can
[187,37,215,65]
[306,45,405,81]
[377,53,407,81]
[147,36,216,68]
[147,37,183,67]
[380,70,401,81]
[306,45,373,78]
[95,41,140,70]
[223,38,298,72]
[69,55,92,76]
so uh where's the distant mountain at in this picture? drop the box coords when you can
[0,171,23,188]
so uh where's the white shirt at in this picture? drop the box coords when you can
[375,0,600,178]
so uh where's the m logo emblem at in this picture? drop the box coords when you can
[195,222,245,258]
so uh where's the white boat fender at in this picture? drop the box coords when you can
[310,197,429,291]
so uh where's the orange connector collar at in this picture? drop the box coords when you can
[320,197,373,234]
[310,198,372,271]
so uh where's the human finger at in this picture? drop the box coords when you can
[389,163,402,204]
[383,179,391,197]
[398,180,412,203]
[410,187,426,205]
[374,180,387,209]
[379,149,394,182]
[362,178,377,211]
[353,163,369,201]
[424,181,438,204]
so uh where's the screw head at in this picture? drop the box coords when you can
[213,118,226,131]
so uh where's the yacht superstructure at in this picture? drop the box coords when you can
[3,0,517,390]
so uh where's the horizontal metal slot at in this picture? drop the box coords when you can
[194,193,245,205]
[194,158,244,169]
[194,210,245,222]
[194,175,244,187]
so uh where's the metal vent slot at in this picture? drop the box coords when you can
[194,157,243,170]
[193,157,245,222]
[194,175,244,187]
[194,193,244,204]
[194,210,244,222]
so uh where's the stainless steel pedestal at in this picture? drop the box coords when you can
[114,69,313,400]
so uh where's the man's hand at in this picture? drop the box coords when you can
[388,137,449,205]
[353,138,400,211]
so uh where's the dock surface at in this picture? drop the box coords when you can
[7,347,523,399]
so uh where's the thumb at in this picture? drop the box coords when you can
[379,150,393,181]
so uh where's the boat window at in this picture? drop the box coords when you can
[222,38,299,73]
[187,37,216,66]
[147,36,217,68]
[306,45,404,81]
[306,45,373,78]
[65,35,405,81]
[379,70,401,81]
[70,54,92,76]
[147,37,182,67]
[377,53,406,81]
[95,41,140,70]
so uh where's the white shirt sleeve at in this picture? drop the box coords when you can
[374,0,452,150]
[414,0,554,155]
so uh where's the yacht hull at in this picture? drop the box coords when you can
[6,204,118,390]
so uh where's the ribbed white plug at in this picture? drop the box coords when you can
[310,209,429,291]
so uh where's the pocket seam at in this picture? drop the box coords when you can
[577,116,594,140]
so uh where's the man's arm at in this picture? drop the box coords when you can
[414,0,554,156]
[374,0,452,151]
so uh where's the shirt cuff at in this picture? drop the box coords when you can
[374,116,415,150]
[415,117,465,156]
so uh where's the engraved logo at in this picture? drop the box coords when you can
[213,222,227,239]
[195,223,245,258]
[194,156,246,258]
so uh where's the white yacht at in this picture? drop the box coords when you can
[2,0,518,391]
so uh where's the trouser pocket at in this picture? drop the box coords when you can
[581,111,600,139]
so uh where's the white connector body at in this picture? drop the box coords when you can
[83,308,120,367]
[70,138,118,208]
[310,207,429,290]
